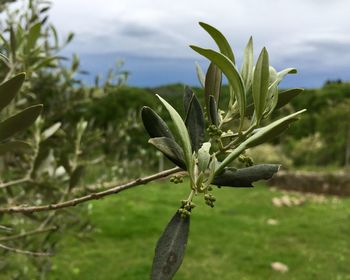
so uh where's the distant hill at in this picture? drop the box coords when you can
[71,52,350,89]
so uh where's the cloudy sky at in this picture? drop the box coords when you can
[49,0,350,87]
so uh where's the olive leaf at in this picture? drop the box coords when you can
[26,22,41,52]
[199,22,235,64]
[69,165,85,190]
[212,164,280,187]
[276,88,303,110]
[0,140,31,155]
[269,66,278,85]
[0,104,43,141]
[209,95,219,126]
[205,155,219,187]
[151,211,190,280]
[240,36,254,89]
[205,62,222,111]
[141,106,174,139]
[156,95,192,172]
[183,87,205,152]
[277,68,297,81]
[246,109,306,148]
[215,109,306,175]
[190,46,246,131]
[10,26,17,57]
[197,142,211,172]
[195,62,205,88]
[0,73,26,112]
[264,80,279,118]
[149,137,186,170]
[252,47,270,125]
[233,88,303,119]
[41,122,61,141]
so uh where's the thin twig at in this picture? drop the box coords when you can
[0,167,182,214]
[0,177,30,190]
[0,225,13,232]
[0,226,57,242]
[0,243,52,257]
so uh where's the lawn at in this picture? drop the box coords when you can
[49,179,350,280]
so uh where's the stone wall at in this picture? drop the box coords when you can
[268,171,350,196]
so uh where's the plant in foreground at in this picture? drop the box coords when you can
[0,21,306,279]
[142,22,305,279]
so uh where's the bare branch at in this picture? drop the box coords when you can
[0,177,30,190]
[0,167,182,214]
[0,243,52,257]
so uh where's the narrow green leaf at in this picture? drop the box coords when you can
[69,165,85,190]
[59,154,71,175]
[41,122,61,141]
[50,24,59,48]
[206,155,219,187]
[0,53,10,68]
[32,56,60,71]
[0,73,25,112]
[246,109,306,148]
[236,87,303,118]
[10,26,17,60]
[27,22,41,52]
[0,34,10,51]
[190,46,245,130]
[240,36,254,89]
[269,66,278,85]
[157,95,192,171]
[197,142,211,172]
[209,95,219,126]
[264,80,279,117]
[141,106,174,139]
[151,211,190,280]
[149,137,186,170]
[183,87,205,152]
[276,88,304,110]
[0,104,43,141]
[212,164,280,187]
[195,62,205,88]
[205,62,222,111]
[66,32,75,44]
[252,47,270,125]
[277,68,297,81]
[199,22,235,63]
[0,140,31,155]
[215,109,306,175]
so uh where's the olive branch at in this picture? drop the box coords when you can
[0,22,306,279]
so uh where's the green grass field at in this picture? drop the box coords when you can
[49,180,350,280]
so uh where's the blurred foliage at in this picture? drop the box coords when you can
[283,83,350,166]
[246,144,293,169]
[0,1,133,278]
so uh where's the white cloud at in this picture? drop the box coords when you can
[48,0,350,82]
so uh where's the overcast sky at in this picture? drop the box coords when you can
[48,0,350,87]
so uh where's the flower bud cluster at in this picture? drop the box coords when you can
[238,154,254,167]
[207,125,223,137]
[178,200,196,218]
[170,175,184,184]
[204,193,216,207]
